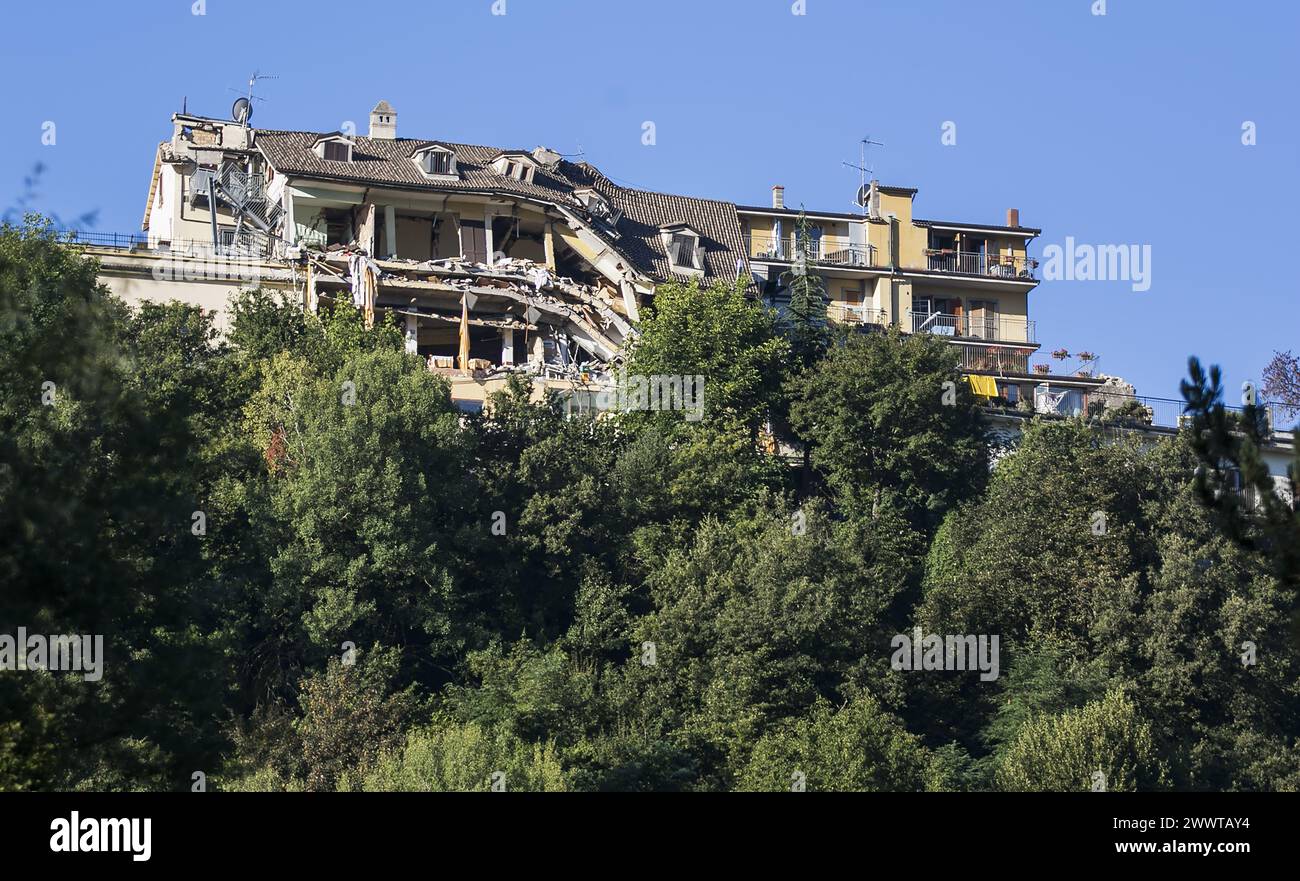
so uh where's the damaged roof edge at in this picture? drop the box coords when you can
[254,129,747,285]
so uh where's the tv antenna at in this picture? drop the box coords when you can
[842,136,884,213]
[228,70,278,126]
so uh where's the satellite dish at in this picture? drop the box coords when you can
[856,184,870,207]
[232,97,252,124]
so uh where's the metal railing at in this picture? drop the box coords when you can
[1082,391,1276,433]
[57,230,152,250]
[57,230,278,260]
[957,345,1032,375]
[909,310,1036,343]
[820,242,874,267]
[925,250,1038,280]
[747,234,875,268]
[828,303,888,325]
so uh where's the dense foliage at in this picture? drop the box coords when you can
[3,221,1297,791]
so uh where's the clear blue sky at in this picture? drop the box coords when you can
[2,0,1296,401]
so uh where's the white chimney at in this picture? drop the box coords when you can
[772,185,785,210]
[369,100,396,139]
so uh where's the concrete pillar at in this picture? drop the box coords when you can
[384,205,397,258]
[404,313,419,354]
[283,188,296,245]
[500,327,514,365]
[544,222,556,269]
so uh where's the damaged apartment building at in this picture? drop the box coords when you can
[105,100,745,409]
[75,97,1294,500]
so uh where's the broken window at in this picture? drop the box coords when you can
[324,209,350,247]
[671,234,696,267]
[491,154,536,184]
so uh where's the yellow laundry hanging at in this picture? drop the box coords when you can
[363,263,376,329]
[967,374,999,398]
[457,293,471,372]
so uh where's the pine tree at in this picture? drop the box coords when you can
[780,213,830,368]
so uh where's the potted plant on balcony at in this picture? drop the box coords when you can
[1076,351,1098,377]
[1051,348,1071,361]
[1033,363,1051,375]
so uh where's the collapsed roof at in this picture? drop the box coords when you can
[254,130,746,284]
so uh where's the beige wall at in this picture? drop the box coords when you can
[98,273,262,334]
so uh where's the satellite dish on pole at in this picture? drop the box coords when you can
[232,97,252,124]
[856,184,870,207]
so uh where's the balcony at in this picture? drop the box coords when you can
[956,345,1032,375]
[827,303,888,326]
[924,249,1038,281]
[57,229,277,260]
[747,234,875,268]
[909,310,1036,344]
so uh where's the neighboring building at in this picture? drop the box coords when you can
[741,180,1107,409]
[741,181,1294,500]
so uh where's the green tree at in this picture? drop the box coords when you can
[0,220,233,789]
[624,276,788,434]
[736,694,938,792]
[789,329,987,530]
[359,717,566,792]
[781,213,830,369]
[994,689,1167,792]
[1181,356,1300,590]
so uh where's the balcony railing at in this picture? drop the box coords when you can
[747,234,875,268]
[57,230,279,260]
[827,303,888,326]
[909,310,1036,343]
[925,250,1038,281]
[957,345,1032,375]
[1082,391,1276,434]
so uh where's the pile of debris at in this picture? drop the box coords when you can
[292,246,630,380]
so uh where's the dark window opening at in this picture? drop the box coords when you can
[672,233,696,267]
[424,151,452,175]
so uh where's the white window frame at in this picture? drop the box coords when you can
[313,136,354,162]
[413,146,457,179]
[661,227,705,277]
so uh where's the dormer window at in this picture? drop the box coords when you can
[574,188,622,227]
[489,152,537,184]
[411,144,457,178]
[425,151,452,175]
[313,134,353,162]
[660,224,705,276]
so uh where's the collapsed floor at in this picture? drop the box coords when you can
[294,247,636,382]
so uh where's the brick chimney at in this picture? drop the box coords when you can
[369,100,397,139]
[772,185,785,210]
[1006,208,1020,228]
